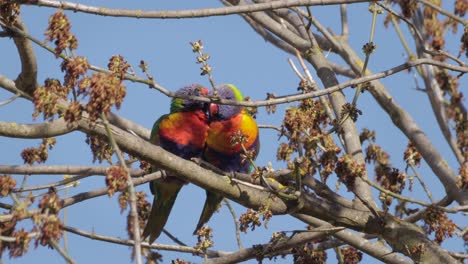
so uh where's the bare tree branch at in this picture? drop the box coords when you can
[0,119,77,138]
[18,0,372,19]
[62,225,228,258]
[0,164,145,177]
[10,17,38,95]
[205,225,344,264]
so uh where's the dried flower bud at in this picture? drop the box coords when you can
[0,175,16,197]
[106,166,128,197]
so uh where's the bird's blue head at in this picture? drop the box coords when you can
[209,84,244,120]
[170,84,209,113]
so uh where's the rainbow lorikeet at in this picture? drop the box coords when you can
[142,84,209,244]
[193,84,260,234]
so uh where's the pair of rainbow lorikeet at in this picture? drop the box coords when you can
[142,84,260,244]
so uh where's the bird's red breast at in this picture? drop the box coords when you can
[158,110,208,148]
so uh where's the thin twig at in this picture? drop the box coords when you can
[49,239,77,264]
[223,198,243,249]
[100,113,142,264]
[407,163,434,203]
[62,226,227,258]
[13,175,84,193]
[360,176,463,213]
[0,94,20,107]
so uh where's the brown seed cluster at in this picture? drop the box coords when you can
[139,160,152,174]
[0,218,17,256]
[38,188,62,215]
[33,215,63,248]
[265,93,277,114]
[341,103,362,122]
[436,71,466,160]
[239,208,262,233]
[423,206,457,244]
[398,0,418,18]
[85,134,113,163]
[359,128,376,144]
[8,229,31,258]
[291,243,327,264]
[340,246,363,264]
[45,11,78,56]
[194,226,214,253]
[105,166,128,197]
[61,56,90,89]
[190,40,213,77]
[403,141,422,167]
[0,0,20,25]
[277,98,341,184]
[365,144,406,205]
[125,192,151,239]
[32,79,67,121]
[458,163,467,189]
[145,251,163,264]
[455,0,468,16]
[0,175,16,197]
[171,259,192,264]
[20,138,56,165]
[335,154,366,191]
[32,188,64,248]
[78,71,126,123]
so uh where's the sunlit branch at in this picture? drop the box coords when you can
[13,174,85,193]
[18,0,371,19]
[0,119,77,138]
[0,164,145,177]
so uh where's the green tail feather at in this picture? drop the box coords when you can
[142,181,183,244]
[193,191,224,235]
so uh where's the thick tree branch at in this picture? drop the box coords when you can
[0,119,77,138]
[74,114,458,262]
[10,17,38,95]
[362,64,467,206]
[312,22,468,206]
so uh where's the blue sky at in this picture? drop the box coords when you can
[0,1,465,263]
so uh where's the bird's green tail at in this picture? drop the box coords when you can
[193,191,224,235]
[142,181,183,244]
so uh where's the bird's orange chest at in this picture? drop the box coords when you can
[207,113,258,154]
